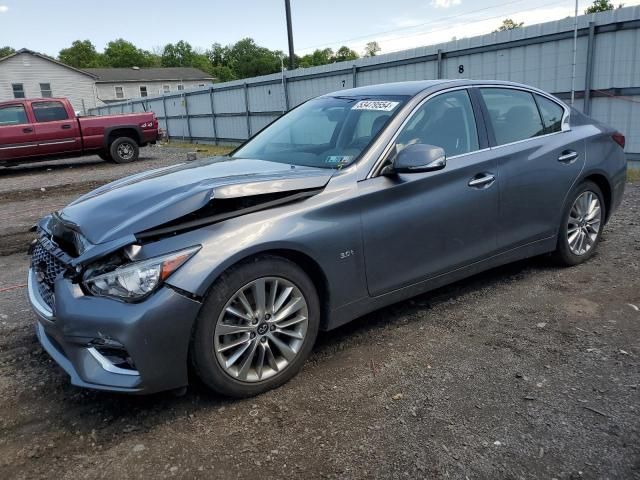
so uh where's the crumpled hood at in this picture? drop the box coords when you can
[56,157,333,245]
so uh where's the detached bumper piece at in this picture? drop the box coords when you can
[29,268,202,394]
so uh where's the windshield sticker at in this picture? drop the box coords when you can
[351,100,400,111]
[326,155,353,164]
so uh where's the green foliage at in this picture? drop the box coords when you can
[585,0,623,13]
[0,46,15,59]
[58,40,103,68]
[298,46,359,67]
[102,39,159,68]
[364,41,381,57]
[161,40,197,67]
[494,19,524,32]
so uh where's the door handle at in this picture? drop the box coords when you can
[468,173,496,188]
[22,127,33,133]
[61,124,72,130]
[558,150,578,164]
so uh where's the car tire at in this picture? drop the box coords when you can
[191,255,320,398]
[109,137,139,164]
[553,180,605,266]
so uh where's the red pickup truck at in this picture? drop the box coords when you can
[0,97,160,165]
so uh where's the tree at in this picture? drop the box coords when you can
[334,46,359,62]
[364,41,381,57]
[585,0,623,13]
[161,40,197,67]
[0,46,15,59]
[58,40,103,68]
[494,18,524,32]
[103,39,159,68]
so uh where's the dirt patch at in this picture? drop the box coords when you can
[0,163,638,478]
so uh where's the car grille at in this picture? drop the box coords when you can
[31,241,69,309]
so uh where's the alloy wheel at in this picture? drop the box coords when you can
[214,277,309,382]
[567,190,602,256]
[117,143,134,160]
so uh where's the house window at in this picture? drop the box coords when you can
[163,85,170,94]
[115,86,124,99]
[177,84,184,91]
[12,83,25,99]
[139,86,148,97]
[40,83,52,97]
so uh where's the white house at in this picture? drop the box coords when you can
[84,67,214,104]
[0,49,99,112]
[0,49,214,113]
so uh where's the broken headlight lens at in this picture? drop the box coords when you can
[84,246,200,300]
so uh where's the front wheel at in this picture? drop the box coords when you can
[553,180,605,266]
[191,256,320,397]
[109,137,139,164]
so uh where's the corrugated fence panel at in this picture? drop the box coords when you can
[189,117,214,138]
[87,6,640,155]
[186,92,212,115]
[215,89,246,113]
[216,116,248,140]
[248,84,286,112]
[288,73,353,107]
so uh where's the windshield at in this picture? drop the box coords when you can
[232,95,409,169]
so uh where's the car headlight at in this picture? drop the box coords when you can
[84,246,200,300]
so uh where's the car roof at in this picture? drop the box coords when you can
[321,79,552,99]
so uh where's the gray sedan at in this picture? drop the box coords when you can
[28,80,627,397]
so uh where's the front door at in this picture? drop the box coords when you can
[360,89,500,297]
[0,103,37,162]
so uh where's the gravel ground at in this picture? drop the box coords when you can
[0,152,638,479]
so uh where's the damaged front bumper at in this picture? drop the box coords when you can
[28,269,201,394]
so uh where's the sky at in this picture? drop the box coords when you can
[0,0,638,58]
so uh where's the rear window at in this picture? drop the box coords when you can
[535,94,564,134]
[0,105,28,126]
[480,88,545,146]
[32,101,69,122]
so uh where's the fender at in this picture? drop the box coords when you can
[103,125,144,149]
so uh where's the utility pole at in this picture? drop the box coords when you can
[284,0,295,70]
[570,0,578,105]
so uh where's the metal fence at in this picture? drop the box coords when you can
[89,6,640,159]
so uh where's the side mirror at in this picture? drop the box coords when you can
[388,144,446,174]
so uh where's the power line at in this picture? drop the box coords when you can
[297,0,532,52]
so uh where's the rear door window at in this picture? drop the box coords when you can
[32,101,69,123]
[0,105,28,126]
[534,94,564,134]
[480,88,545,146]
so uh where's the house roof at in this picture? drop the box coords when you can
[0,48,98,78]
[83,67,214,83]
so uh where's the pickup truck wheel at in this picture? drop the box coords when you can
[109,137,139,164]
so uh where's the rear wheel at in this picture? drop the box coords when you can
[109,137,139,164]
[191,256,320,397]
[553,180,605,266]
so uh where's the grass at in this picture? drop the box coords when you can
[159,141,234,156]
[627,168,640,183]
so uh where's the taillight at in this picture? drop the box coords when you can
[612,132,625,149]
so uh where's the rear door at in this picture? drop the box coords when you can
[31,100,81,156]
[478,87,585,251]
[0,103,37,161]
